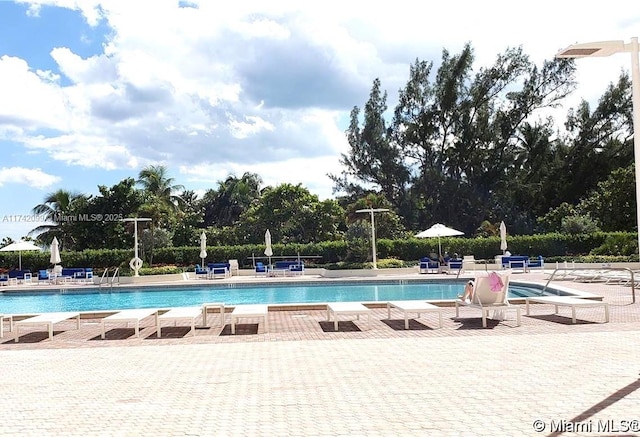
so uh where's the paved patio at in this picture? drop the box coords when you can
[1,272,639,436]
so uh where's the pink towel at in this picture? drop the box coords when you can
[488,272,504,292]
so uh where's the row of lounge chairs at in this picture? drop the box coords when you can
[195,262,232,279]
[418,257,464,274]
[0,267,94,285]
[255,261,305,277]
[3,303,259,341]
[498,255,545,272]
[545,265,640,286]
[1,272,610,342]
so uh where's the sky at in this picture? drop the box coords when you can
[0,0,638,241]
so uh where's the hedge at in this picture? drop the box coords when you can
[1,232,636,273]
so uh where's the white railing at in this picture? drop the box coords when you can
[543,266,636,303]
[99,267,120,288]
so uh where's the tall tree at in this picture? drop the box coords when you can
[331,78,410,216]
[551,73,634,207]
[29,189,88,250]
[577,164,637,232]
[137,165,184,264]
[238,183,344,244]
[202,172,262,227]
[337,43,576,234]
[73,178,144,249]
[172,189,204,246]
[344,193,406,240]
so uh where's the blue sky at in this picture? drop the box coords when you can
[0,0,638,241]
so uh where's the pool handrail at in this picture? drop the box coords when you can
[99,268,109,287]
[543,266,635,304]
[99,267,121,288]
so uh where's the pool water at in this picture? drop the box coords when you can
[0,280,550,314]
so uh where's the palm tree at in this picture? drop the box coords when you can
[29,189,87,250]
[136,165,185,264]
[202,172,262,227]
[137,165,185,210]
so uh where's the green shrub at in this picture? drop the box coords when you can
[561,215,600,234]
[375,258,407,268]
[323,261,372,270]
[138,265,184,275]
[590,232,638,256]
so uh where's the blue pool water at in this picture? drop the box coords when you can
[0,280,550,314]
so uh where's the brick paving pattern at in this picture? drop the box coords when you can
[0,271,638,436]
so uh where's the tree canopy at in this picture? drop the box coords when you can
[332,43,635,236]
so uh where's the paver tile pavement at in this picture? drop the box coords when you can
[0,272,639,435]
[0,329,638,436]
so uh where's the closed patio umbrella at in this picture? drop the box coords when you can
[0,240,42,270]
[500,221,508,254]
[264,229,273,266]
[415,223,464,259]
[199,231,207,269]
[50,237,61,265]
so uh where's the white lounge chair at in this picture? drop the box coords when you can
[156,307,202,337]
[202,302,225,327]
[230,304,269,334]
[326,302,372,331]
[1,313,13,338]
[455,272,521,328]
[228,259,239,276]
[525,296,609,324]
[462,255,476,271]
[14,311,80,342]
[101,308,158,339]
[387,300,442,329]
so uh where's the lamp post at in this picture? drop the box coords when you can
[122,217,152,277]
[556,37,640,259]
[355,208,389,269]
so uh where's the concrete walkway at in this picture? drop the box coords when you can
[1,330,638,436]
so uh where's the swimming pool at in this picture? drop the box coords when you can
[0,280,554,314]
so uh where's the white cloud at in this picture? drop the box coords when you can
[2,0,638,200]
[229,115,275,139]
[18,0,104,25]
[0,167,61,188]
[50,47,117,84]
[20,134,139,169]
[0,55,69,129]
[180,154,342,200]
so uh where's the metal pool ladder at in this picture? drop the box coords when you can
[99,267,120,288]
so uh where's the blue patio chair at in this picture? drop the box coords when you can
[527,255,545,270]
[38,270,50,282]
[255,262,267,277]
[289,262,305,276]
[195,265,209,278]
[419,257,440,274]
[443,259,463,275]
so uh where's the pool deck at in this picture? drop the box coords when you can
[1,270,639,436]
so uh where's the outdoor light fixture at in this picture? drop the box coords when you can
[355,208,390,269]
[556,37,640,257]
[122,217,152,277]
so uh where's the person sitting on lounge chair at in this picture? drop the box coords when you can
[459,280,474,303]
[440,252,451,266]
